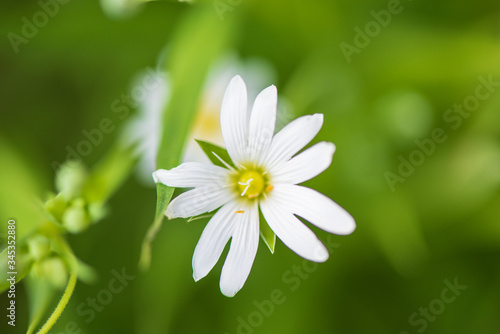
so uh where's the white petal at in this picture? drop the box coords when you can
[271,184,356,235]
[220,75,248,166]
[166,186,234,219]
[220,202,259,297]
[263,114,324,169]
[192,201,239,281]
[153,163,230,188]
[271,142,335,184]
[247,85,277,162]
[260,196,329,262]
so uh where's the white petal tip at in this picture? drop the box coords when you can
[332,216,356,235]
[220,277,245,298]
[312,113,324,121]
[264,84,277,94]
[316,255,329,263]
[193,272,202,282]
[301,113,324,129]
[221,287,238,298]
[312,246,329,263]
[165,207,175,220]
[341,220,357,235]
[320,142,336,156]
[152,170,163,183]
[230,75,244,85]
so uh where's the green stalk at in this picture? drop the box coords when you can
[30,269,77,334]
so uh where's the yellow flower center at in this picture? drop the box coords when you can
[237,170,267,199]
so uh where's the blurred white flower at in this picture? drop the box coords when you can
[100,0,146,19]
[182,54,278,163]
[125,54,281,185]
[154,76,356,297]
[123,69,169,184]
[100,0,191,19]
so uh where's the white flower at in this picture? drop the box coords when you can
[153,75,356,297]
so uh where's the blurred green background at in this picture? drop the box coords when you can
[1,0,500,333]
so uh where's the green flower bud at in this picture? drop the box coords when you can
[56,160,88,201]
[88,202,109,223]
[45,193,68,223]
[39,257,68,289]
[28,235,52,261]
[62,198,90,234]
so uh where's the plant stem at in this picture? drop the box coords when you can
[34,269,77,334]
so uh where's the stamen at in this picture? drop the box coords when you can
[266,185,274,192]
[236,169,266,200]
[235,210,245,214]
[212,152,235,171]
[238,178,253,196]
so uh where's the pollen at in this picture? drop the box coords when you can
[265,185,274,192]
[235,210,245,214]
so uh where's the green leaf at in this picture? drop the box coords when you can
[259,211,276,253]
[139,8,232,271]
[0,137,46,240]
[156,8,232,170]
[195,140,235,169]
[138,183,174,271]
[187,212,215,223]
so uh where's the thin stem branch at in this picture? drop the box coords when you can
[34,269,77,334]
